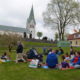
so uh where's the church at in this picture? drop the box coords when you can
[0,6,36,38]
[27,5,36,39]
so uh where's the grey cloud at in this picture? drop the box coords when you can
[0,0,55,39]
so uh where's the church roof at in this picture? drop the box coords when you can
[0,25,30,33]
[27,5,36,24]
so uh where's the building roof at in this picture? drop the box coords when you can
[0,25,30,33]
[67,32,80,40]
[27,5,36,24]
[67,34,74,40]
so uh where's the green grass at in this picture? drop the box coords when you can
[23,41,56,47]
[0,62,80,80]
[0,47,80,80]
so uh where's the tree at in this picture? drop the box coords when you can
[37,32,43,39]
[74,3,80,27]
[23,32,27,38]
[42,36,48,40]
[55,32,59,41]
[43,0,79,40]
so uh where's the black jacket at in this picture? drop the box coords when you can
[16,44,23,53]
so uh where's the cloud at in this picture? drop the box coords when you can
[0,0,56,39]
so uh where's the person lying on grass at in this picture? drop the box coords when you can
[0,52,11,62]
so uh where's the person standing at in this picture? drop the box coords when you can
[16,41,24,63]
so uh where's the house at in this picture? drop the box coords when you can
[67,32,80,46]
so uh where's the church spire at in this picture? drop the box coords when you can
[27,5,36,24]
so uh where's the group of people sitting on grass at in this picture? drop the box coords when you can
[28,47,80,70]
[0,41,80,70]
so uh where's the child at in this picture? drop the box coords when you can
[70,53,75,60]
[1,52,10,60]
[70,52,80,68]
[37,54,43,62]
[65,53,70,61]
[61,55,70,70]
[0,52,10,62]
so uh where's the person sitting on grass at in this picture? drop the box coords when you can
[70,52,75,60]
[57,47,64,55]
[46,50,58,68]
[27,48,38,59]
[46,48,52,55]
[70,46,75,55]
[60,55,70,70]
[0,52,10,61]
[65,53,70,61]
[37,53,43,62]
[70,52,80,68]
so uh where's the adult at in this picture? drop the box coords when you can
[46,50,58,68]
[43,47,46,55]
[16,41,24,63]
[57,47,64,55]
[27,48,37,59]
[70,46,75,55]
[8,44,12,52]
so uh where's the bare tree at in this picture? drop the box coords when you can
[55,32,59,41]
[43,0,79,40]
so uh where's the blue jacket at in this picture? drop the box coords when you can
[46,53,58,67]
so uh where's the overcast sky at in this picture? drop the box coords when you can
[0,0,56,39]
[0,0,79,40]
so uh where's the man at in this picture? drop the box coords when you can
[16,41,24,63]
[46,50,58,68]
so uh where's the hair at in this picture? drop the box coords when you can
[49,48,52,52]
[4,52,7,56]
[62,55,65,61]
[55,50,59,54]
[65,53,69,57]
[77,51,80,56]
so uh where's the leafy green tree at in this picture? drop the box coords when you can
[37,32,43,39]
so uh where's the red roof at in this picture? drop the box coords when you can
[67,34,74,40]
[67,32,80,40]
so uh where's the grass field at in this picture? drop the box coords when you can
[0,47,80,80]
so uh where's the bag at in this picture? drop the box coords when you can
[29,59,39,68]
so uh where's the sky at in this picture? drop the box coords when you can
[0,0,55,40]
[0,0,79,40]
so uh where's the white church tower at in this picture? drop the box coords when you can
[27,5,36,39]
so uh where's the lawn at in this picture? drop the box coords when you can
[0,47,80,80]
